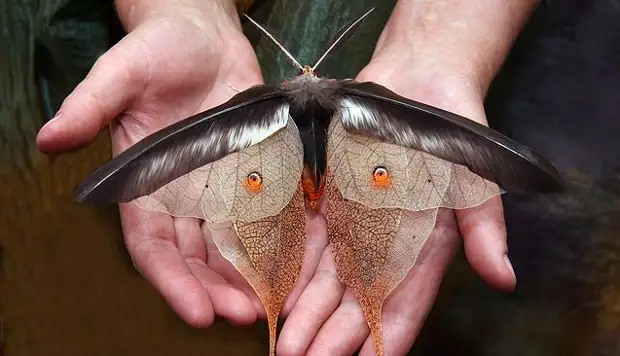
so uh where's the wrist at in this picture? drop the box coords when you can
[357,49,489,125]
[372,0,540,96]
[114,0,241,33]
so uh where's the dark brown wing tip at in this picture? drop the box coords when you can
[72,169,125,205]
[73,185,90,204]
[502,140,567,194]
[532,165,567,193]
[73,166,109,205]
[531,152,567,193]
[73,177,114,205]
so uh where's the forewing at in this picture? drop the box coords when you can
[337,81,566,193]
[326,117,502,355]
[328,117,502,212]
[73,85,289,204]
[135,120,306,356]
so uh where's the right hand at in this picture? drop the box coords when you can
[36,0,328,330]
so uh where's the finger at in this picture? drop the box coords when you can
[120,204,214,328]
[36,33,149,153]
[194,265,258,327]
[358,209,460,356]
[277,245,346,356]
[281,205,330,315]
[456,196,516,292]
[305,290,369,356]
[175,217,256,326]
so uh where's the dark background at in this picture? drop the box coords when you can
[1,0,619,355]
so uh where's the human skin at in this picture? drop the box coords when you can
[36,0,539,355]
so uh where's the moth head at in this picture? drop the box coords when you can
[297,65,317,77]
[243,9,374,76]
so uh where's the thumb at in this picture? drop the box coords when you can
[457,196,516,292]
[36,34,150,154]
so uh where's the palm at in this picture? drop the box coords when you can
[107,16,264,327]
[109,16,261,152]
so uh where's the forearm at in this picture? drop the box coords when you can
[114,0,241,32]
[377,0,540,92]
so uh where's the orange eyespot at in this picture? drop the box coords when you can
[372,166,391,188]
[245,172,263,193]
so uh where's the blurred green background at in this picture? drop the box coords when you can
[1,0,619,355]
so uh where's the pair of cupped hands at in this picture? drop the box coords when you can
[37,3,516,355]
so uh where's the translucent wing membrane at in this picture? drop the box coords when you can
[207,185,305,356]
[328,118,502,211]
[326,118,502,356]
[134,121,304,223]
[134,121,306,356]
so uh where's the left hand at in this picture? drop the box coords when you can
[276,36,517,356]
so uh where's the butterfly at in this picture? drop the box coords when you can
[73,8,565,356]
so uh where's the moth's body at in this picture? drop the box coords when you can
[283,65,341,209]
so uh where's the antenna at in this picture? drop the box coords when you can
[312,7,375,71]
[243,14,305,71]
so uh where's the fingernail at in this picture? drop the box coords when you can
[42,112,62,130]
[504,254,515,276]
[50,111,63,121]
